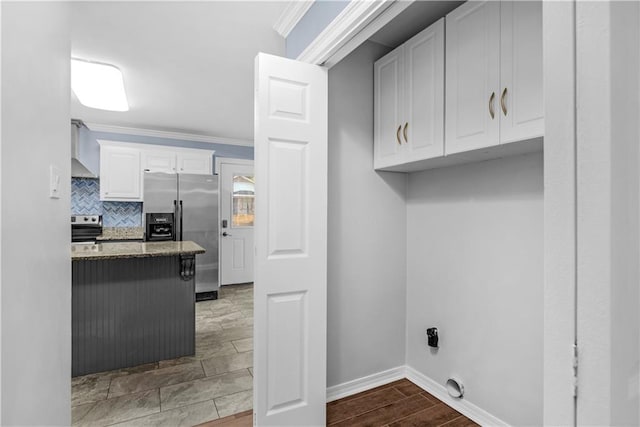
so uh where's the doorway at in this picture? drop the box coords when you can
[217,158,255,286]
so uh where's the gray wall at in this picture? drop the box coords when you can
[1,2,71,424]
[405,153,543,425]
[327,41,407,387]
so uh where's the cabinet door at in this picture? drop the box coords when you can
[177,151,212,175]
[374,46,404,169]
[445,1,500,155]
[143,150,176,173]
[404,18,445,162]
[499,1,544,143]
[100,146,141,201]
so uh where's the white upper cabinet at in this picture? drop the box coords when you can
[143,150,177,173]
[499,1,544,143]
[374,47,404,169]
[100,143,142,201]
[446,0,543,155]
[99,140,214,201]
[176,151,212,174]
[445,1,500,154]
[143,147,213,175]
[404,19,445,163]
[374,18,444,170]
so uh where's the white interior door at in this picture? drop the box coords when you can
[220,160,255,285]
[254,52,327,426]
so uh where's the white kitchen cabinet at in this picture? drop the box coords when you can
[374,18,444,170]
[99,140,214,201]
[374,47,403,169]
[143,150,176,173]
[499,1,544,143]
[176,151,212,174]
[143,147,212,174]
[403,19,445,163]
[100,143,142,201]
[446,0,542,155]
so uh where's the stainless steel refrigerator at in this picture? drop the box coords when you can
[143,172,219,299]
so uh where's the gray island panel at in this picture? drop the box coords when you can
[72,253,196,377]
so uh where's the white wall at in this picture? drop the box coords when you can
[405,153,544,425]
[1,3,71,424]
[327,41,407,387]
[542,2,577,424]
[576,1,640,424]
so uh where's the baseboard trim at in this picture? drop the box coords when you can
[405,366,509,427]
[326,366,406,403]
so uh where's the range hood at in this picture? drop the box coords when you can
[71,119,97,178]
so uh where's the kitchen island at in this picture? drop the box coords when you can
[71,241,205,376]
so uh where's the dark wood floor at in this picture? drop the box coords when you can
[198,379,478,427]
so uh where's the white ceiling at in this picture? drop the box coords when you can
[71,1,287,142]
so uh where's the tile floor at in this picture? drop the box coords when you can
[72,283,254,427]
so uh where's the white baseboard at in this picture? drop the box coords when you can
[405,366,509,427]
[326,365,509,426]
[326,366,406,403]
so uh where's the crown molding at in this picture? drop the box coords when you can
[84,122,254,147]
[296,0,396,66]
[273,1,315,38]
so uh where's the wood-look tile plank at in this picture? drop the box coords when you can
[392,380,425,397]
[386,379,414,388]
[420,391,439,404]
[327,387,406,425]
[388,403,461,427]
[327,382,396,408]
[331,394,435,427]
[438,414,481,427]
[196,409,252,427]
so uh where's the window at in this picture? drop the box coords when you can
[232,175,255,227]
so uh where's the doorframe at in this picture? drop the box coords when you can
[215,157,255,288]
[294,0,580,423]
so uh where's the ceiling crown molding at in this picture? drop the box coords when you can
[296,0,396,66]
[84,122,254,147]
[273,1,315,38]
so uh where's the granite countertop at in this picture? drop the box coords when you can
[71,241,205,260]
[96,227,144,241]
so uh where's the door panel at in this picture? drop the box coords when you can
[177,152,212,175]
[374,47,404,169]
[254,53,327,426]
[445,0,500,154]
[143,150,176,173]
[220,162,254,285]
[500,1,544,143]
[405,18,445,162]
[101,146,141,200]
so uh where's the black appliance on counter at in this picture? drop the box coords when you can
[71,215,103,244]
[145,212,175,241]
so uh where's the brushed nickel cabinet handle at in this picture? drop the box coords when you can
[396,125,402,145]
[489,92,496,119]
[403,122,408,143]
[501,87,508,116]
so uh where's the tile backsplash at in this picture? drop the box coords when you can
[71,178,142,227]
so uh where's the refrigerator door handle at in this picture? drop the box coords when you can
[179,200,184,241]
[173,199,178,241]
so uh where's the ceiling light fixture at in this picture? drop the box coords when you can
[71,58,129,112]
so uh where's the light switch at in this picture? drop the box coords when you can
[49,165,61,199]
